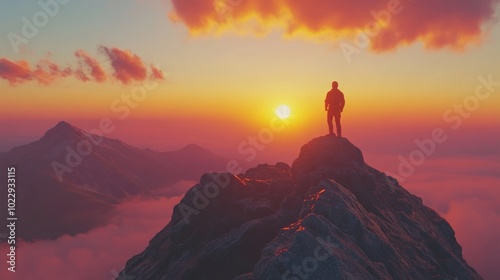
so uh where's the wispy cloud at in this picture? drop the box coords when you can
[0,58,33,86]
[150,64,166,81]
[0,46,165,86]
[0,58,73,86]
[99,46,148,85]
[74,50,108,83]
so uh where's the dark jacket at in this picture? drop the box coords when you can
[325,89,345,113]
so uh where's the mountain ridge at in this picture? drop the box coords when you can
[120,135,482,280]
[0,121,227,241]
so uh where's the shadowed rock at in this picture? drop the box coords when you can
[120,136,483,280]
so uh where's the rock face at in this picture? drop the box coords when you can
[121,136,482,280]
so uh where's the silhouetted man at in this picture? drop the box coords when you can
[325,81,345,137]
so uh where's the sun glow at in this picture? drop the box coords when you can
[275,104,291,120]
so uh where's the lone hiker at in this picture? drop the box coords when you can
[325,81,345,137]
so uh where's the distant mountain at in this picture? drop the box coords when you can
[0,121,227,241]
[121,136,482,280]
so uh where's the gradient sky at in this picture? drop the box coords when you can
[1,0,500,279]
[0,0,498,158]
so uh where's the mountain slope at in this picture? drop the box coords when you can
[121,136,482,280]
[0,121,227,241]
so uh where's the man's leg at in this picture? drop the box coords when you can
[335,113,342,137]
[327,110,334,135]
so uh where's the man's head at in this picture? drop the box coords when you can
[332,81,338,89]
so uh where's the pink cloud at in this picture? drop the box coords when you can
[150,64,165,81]
[74,50,107,83]
[32,59,73,85]
[1,47,165,86]
[0,58,33,86]
[0,58,73,86]
[170,0,499,51]
[99,46,148,84]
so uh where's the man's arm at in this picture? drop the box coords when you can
[339,92,345,112]
[325,92,330,111]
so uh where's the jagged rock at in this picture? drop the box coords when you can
[120,136,482,280]
[245,162,292,180]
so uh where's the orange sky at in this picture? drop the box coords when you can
[1,1,500,278]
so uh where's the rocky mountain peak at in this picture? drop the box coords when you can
[44,120,81,135]
[37,120,92,147]
[120,135,482,280]
[292,136,365,177]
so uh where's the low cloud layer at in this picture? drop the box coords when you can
[0,196,181,280]
[0,46,165,86]
[400,161,500,280]
[170,0,499,51]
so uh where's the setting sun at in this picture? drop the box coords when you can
[275,104,291,119]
